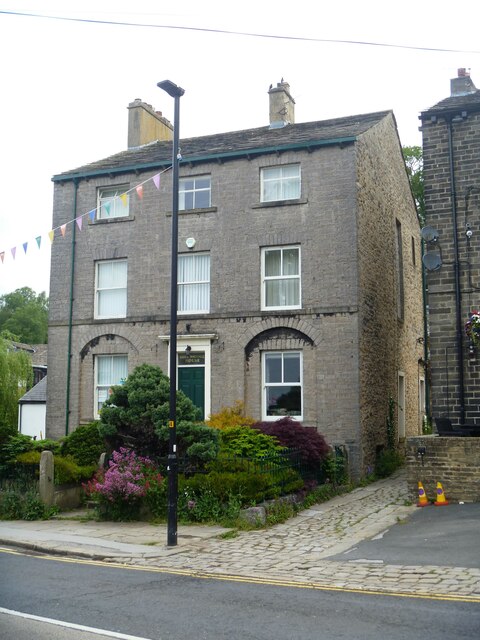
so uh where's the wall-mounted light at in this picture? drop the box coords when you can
[185,237,196,249]
[185,345,192,353]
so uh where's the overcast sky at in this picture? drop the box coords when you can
[0,0,479,297]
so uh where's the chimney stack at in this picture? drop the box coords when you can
[451,69,477,97]
[127,99,173,148]
[268,80,295,128]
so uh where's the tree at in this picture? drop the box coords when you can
[403,145,425,225]
[0,287,49,344]
[0,334,33,444]
[98,364,202,457]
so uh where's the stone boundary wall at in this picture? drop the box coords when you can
[406,436,480,503]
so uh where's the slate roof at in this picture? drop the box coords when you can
[12,342,48,366]
[53,110,392,182]
[421,89,480,117]
[18,375,47,404]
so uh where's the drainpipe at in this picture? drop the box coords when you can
[446,119,466,424]
[65,180,79,436]
[421,238,431,421]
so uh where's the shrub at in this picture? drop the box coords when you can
[219,426,283,458]
[155,421,220,469]
[31,439,62,455]
[87,448,164,521]
[375,449,404,478]
[253,417,330,466]
[99,364,201,457]
[15,451,96,485]
[207,401,256,430]
[0,433,33,470]
[61,422,105,465]
[0,489,58,520]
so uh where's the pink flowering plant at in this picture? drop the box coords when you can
[465,310,480,346]
[84,448,164,521]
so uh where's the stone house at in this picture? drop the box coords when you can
[46,81,423,478]
[420,70,480,427]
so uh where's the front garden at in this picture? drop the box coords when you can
[0,364,402,527]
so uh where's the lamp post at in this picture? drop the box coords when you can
[157,79,185,547]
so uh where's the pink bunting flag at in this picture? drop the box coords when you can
[60,224,67,237]
[136,185,143,200]
[11,247,16,260]
[36,236,42,249]
[0,252,4,263]
[48,230,55,243]
[23,242,28,254]
[76,216,83,231]
[152,173,160,190]
[89,209,96,222]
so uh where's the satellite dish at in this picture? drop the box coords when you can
[423,250,442,271]
[421,226,439,243]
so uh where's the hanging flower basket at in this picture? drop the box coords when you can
[465,310,480,346]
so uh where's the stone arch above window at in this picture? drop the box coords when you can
[245,327,314,361]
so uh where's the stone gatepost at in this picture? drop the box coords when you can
[39,450,54,506]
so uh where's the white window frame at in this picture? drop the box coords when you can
[178,253,210,314]
[94,354,128,418]
[262,351,303,421]
[179,175,211,211]
[260,164,301,203]
[97,186,130,220]
[94,259,128,319]
[261,245,301,310]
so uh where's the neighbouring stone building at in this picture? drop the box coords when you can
[420,69,480,426]
[46,81,423,478]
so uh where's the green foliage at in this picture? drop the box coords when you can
[403,145,425,225]
[155,421,220,467]
[31,439,62,455]
[61,422,105,465]
[265,500,297,526]
[206,401,256,430]
[219,426,283,458]
[15,450,96,485]
[0,287,48,344]
[0,335,33,443]
[0,489,58,520]
[99,364,201,456]
[0,433,33,469]
[321,451,349,486]
[375,449,404,478]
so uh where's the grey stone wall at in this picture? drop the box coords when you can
[422,110,480,424]
[407,436,480,502]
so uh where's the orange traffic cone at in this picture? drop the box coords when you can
[417,481,430,507]
[434,482,449,506]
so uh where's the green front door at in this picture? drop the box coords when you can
[178,366,205,419]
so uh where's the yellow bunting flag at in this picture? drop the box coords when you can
[48,230,55,243]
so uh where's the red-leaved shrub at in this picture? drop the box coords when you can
[253,417,330,465]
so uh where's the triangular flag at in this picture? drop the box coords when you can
[60,224,67,237]
[48,230,55,243]
[76,216,83,231]
[36,236,42,249]
[120,193,128,206]
[104,202,111,216]
[23,242,28,254]
[11,247,16,259]
[136,185,143,199]
[89,209,96,222]
[0,252,4,263]
[152,173,160,190]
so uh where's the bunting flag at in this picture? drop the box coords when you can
[1,166,171,269]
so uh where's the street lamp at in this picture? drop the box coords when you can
[157,79,185,547]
